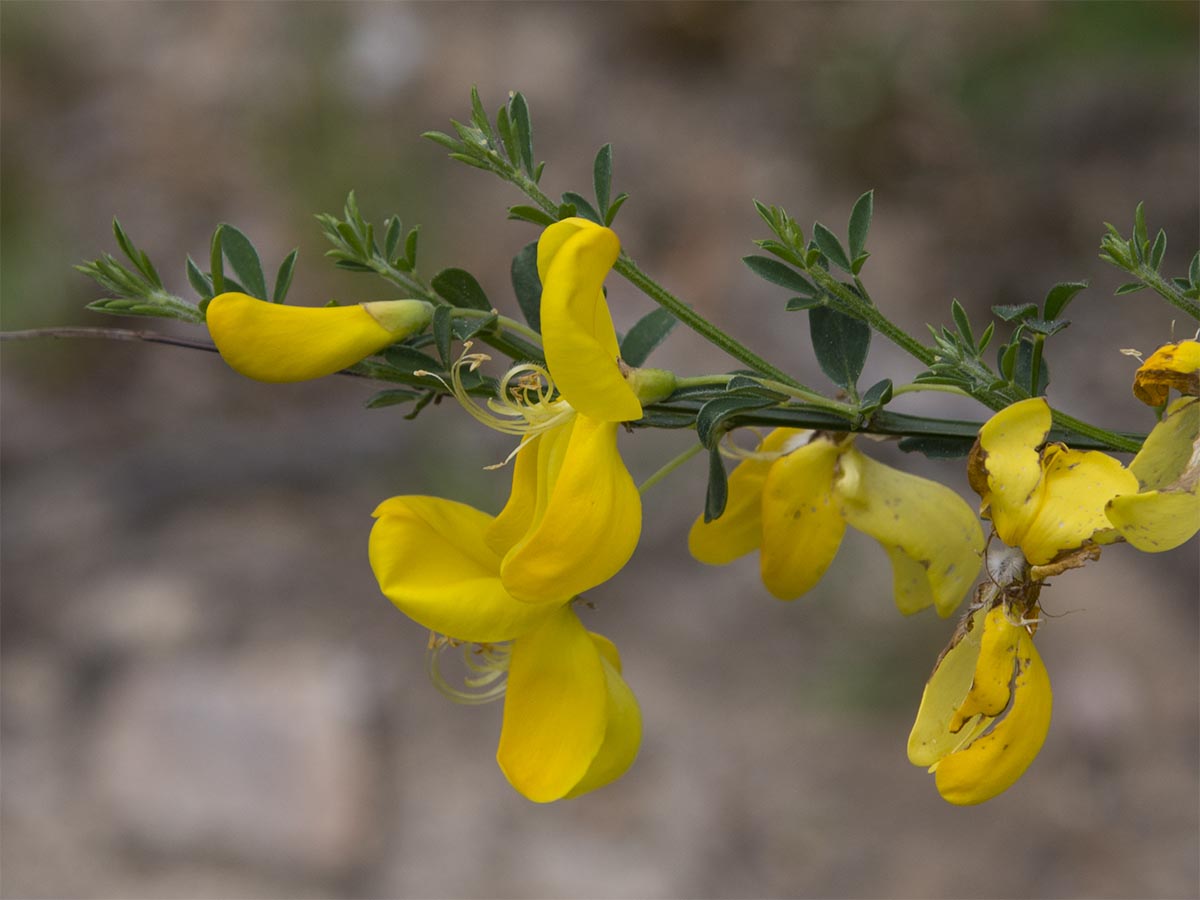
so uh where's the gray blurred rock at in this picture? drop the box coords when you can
[90,646,377,876]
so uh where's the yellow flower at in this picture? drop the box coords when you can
[369,494,640,802]
[1131,339,1200,406]
[206,292,432,382]
[908,603,1052,805]
[969,397,1139,567]
[1106,396,1200,552]
[688,429,984,616]
[435,219,665,602]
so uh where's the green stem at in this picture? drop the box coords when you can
[639,442,704,493]
[674,373,856,416]
[453,308,543,345]
[1049,408,1142,453]
[1135,263,1200,320]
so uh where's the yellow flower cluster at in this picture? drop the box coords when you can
[203,216,1199,808]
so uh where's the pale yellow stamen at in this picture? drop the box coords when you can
[426,633,513,705]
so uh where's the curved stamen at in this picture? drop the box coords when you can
[426,633,512,705]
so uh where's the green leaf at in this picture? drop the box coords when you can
[1022,318,1069,337]
[860,378,893,411]
[218,224,268,300]
[991,302,1038,322]
[272,249,298,303]
[725,375,788,399]
[186,255,213,300]
[847,190,874,260]
[999,342,1018,380]
[1014,340,1049,396]
[510,242,542,332]
[1114,282,1146,295]
[704,445,729,523]
[209,226,226,295]
[433,305,453,365]
[1043,281,1088,320]
[753,238,807,268]
[496,103,516,164]
[432,268,491,311]
[743,256,817,295]
[593,144,613,220]
[1189,251,1200,287]
[809,305,871,391]
[850,252,870,276]
[1150,229,1167,271]
[897,435,974,459]
[695,395,777,448]
[951,299,974,347]
[403,390,440,421]
[365,388,423,409]
[1133,202,1148,261]
[509,91,534,176]
[404,225,420,269]
[605,193,630,226]
[383,217,402,262]
[384,346,445,376]
[812,222,852,272]
[508,205,556,227]
[786,296,824,311]
[561,192,602,225]
[469,86,494,143]
[620,308,677,367]
[451,311,499,342]
[977,321,995,354]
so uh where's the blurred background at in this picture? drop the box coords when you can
[2,2,1197,898]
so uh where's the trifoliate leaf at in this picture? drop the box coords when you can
[432,268,491,311]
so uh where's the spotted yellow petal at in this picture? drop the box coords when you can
[207,292,431,382]
[500,416,641,602]
[837,448,983,617]
[496,605,608,803]
[538,220,642,422]
[688,428,808,565]
[1106,489,1200,552]
[1132,340,1200,406]
[369,496,551,643]
[908,607,988,768]
[1020,446,1139,565]
[933,612,1052,805]
[565,633,642,799]
[1129,397,1199,491]
[759,436,845,600]
[976,398,1052,547]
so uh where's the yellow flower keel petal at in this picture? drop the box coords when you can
[207,292,431,382]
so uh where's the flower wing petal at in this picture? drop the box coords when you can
[486,434,542,557]
[837,448,984,617]
[1106,489,1200,552]
[688,428,808,565]
[908,607,988,767]
[207,293,426,382]
[369,496,548,642]
[501,417,641,602]
[1020,446,1139,564]
[539,221,642,422]
[1129,397,1199,491]
[759,437,845,600]
[976,398,1052,547]
[496,606,608,802]
[933,615,1052,806]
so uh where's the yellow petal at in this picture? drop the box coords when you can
[908,607,988,768]
[1132,340,1200,406]
[538,221,642,422]
[1106,488,1200,552]
[564,633,642,799]
[947,606,1022,731]
[934,613,1052,805]
[496,606,608,802]
[759,437,846,600]
[977,398,1052,547]
[369,496,551,643]
[485,434,542,557]
[501,416,641,602]
[837,448,984,617]
[688,428,808,565]
[1020,446,1139,565]
[1129,397,1199,491]
[207,292,431,382]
